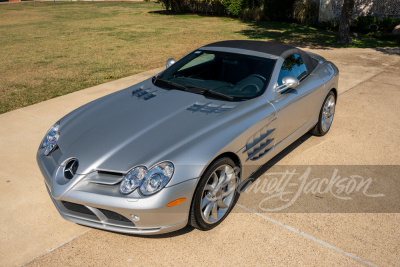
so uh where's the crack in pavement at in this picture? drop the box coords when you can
[339,60,400,96]
[237,204,377,267]
[21,230,92,267]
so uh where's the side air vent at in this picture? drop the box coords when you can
[132,87,158,100]
[186,102,236,114]
[244,123,276,161]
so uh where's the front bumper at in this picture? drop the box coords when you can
[38,149,198,235]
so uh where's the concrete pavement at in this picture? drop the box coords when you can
[1,48,399,267]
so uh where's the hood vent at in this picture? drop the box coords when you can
[132,87,158,101]
[186,102,236,114]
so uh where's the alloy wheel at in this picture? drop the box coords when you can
[200,165,237,224]
[321,95,335,132]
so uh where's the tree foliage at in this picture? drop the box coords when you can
[281,54,303,71]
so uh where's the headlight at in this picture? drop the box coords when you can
[42,121,60,156]
[139,162,174,196]
[119,162,174,196]
[119,166,147,195]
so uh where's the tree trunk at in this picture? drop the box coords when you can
[338,0,356,44]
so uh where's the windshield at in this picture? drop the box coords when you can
[154,50,276,101]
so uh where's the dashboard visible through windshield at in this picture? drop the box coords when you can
[153,50,276,101]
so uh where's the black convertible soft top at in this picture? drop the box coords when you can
[203,40,318,73]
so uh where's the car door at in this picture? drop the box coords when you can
[271,54,324,143]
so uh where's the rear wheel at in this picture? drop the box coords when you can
[189,157,238,231]
[310,91,336,136]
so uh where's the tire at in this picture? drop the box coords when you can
[310,91,336,136]
[189,157,239,231]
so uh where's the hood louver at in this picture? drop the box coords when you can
[132,87,158,100]
[186,102,236,114]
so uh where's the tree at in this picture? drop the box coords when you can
[338,0,356,44]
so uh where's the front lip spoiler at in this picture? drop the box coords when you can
[45,184,188,235]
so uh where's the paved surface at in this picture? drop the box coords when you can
[1,47,399,267]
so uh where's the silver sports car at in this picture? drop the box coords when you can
[37,41,338,235]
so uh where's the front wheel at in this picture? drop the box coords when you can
[189,157,239,231]
[310,91,336,136]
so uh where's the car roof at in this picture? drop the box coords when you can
[203,40,318,73]
[203,40,298,57]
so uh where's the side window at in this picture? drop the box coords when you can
[277,54,308,86]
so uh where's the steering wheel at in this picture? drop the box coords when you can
[248,74,266,81]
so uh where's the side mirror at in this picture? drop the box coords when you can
[277,76,300,93]
[166,58,176,68]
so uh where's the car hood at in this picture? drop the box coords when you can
[56,79,242,176]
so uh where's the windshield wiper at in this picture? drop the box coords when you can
[185,83,234,101]
[153,77,188,91]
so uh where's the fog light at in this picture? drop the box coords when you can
[131,214,140,221]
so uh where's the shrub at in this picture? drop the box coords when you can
[352,15,378,34]
[317,20,339,31]
[158,0,226,15]
[352,16,400,34]
[264,0,296,21]
[379,17,400,33]
[293,0,318,26]
[241,7,264,21]
[223,0,263,17]
[158,0,262,17]
[223,0,243,16]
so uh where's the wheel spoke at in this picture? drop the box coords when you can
[217,198,228,209]
[329,106,335,116]
[201,194,211,209]
[204,184,214,192]
[211,172,218,188]
[203,202,213,221]
[220,174,235,188]
[221,187,235,197]
[218,166,227,185]
[211,202,218,220]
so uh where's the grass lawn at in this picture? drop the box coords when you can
[0,2,398,114]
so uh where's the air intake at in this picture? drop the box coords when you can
[61,201,97,217]
[98,208,132,222]
[186,102,236,114]
[244,124,276,161]
[132,87,158,100]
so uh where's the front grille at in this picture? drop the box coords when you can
[61,201,96,217]
[98,208,131,222]
[61,201,131,223]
